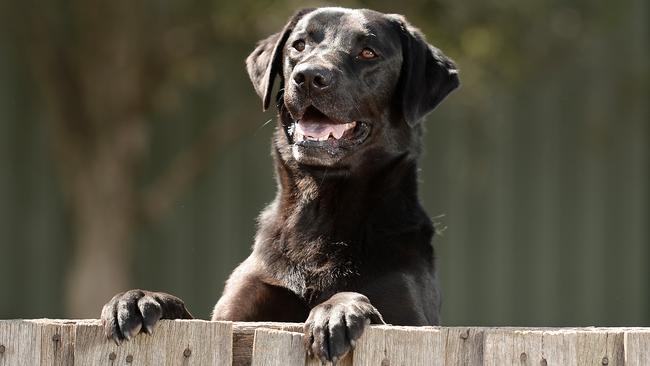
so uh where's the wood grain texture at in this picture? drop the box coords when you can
[30,319,76,366]
[484,328,577,366]
[232,323,351,366]
[73,319,232,366]
[0,320,41,366]
[352,325,445,366]
[232,322,303,366]
[576,329,624,366]
[624,330,650,366]
[443,327,484,366]
[2,320,650,365]
[251,329,305,366]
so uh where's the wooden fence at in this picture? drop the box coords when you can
[0,320,648,365]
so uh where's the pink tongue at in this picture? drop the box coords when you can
[296,120,349,139]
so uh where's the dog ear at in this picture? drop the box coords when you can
[390,15,460,126]
[246,8,315,111]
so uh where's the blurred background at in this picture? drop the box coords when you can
[0,0,647,326]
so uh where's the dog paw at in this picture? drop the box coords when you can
[304,292,384,364]
[100,289,192,344]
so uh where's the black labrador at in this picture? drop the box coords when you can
[101,7,459,364]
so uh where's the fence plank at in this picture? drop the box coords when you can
[444,327,484,366]
[539,330,577,365]
[233,322,303,366]
[2,320,650,365]
[0,320,41,366]
[624,330,650,366]
[30,320,76,366]
[73,319,232,366]
[353,325,445,366]
[232,323,350,366]
[484,329,578,366]
[251,329,305,366]
[576,329,624,366]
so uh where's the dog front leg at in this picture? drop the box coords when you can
[303,291,384,364]
[100,289,193,343]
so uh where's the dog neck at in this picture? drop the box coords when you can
[252,139,433,297]
[269,146,422,241]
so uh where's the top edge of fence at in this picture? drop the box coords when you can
[0,319,648,332]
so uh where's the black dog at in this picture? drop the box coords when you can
[101,7,458,364]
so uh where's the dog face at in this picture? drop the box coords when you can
[247,7,459,169]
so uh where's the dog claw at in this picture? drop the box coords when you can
[111,335,121,346]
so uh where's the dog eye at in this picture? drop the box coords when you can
[359,48,377,59]
[292,40,306,52]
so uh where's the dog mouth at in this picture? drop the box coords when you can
[294,119,357,142]
[287,106,371,147]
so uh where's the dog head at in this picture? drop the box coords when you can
[247,7,459,170]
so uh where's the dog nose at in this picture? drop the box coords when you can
[292,64,334,92]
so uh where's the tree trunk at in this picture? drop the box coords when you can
[10,0,227,317]
[24,1,154,317]
[64,138,141,317]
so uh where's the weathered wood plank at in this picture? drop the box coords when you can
[3,320,650,365]
[249,328,342,366]
[233,322,303,366]
[443,327,484,366]
[0,320,41,366]
[232,322,302,366]
[30,320,76,366]
[576,329,624,366]
[251,329,305,366]
[624,330,650,366]
[353,325,445,366]
[73,319,232,365]
[484,329,578,366]
[233,323,351,366]
[539,330,577,365]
